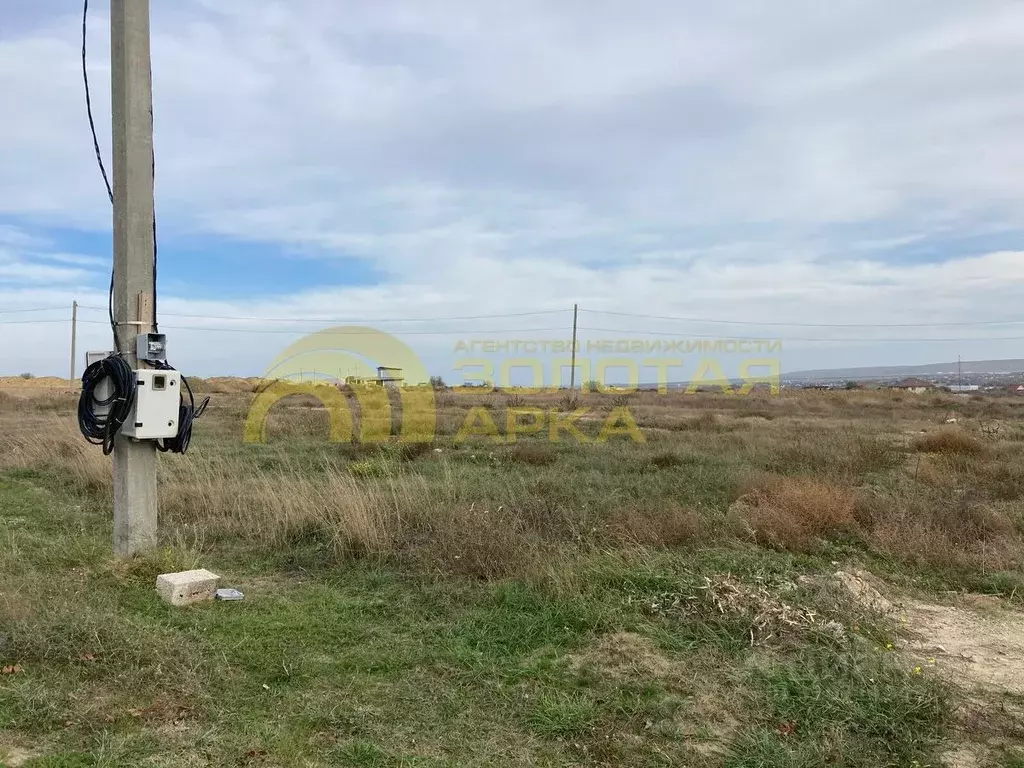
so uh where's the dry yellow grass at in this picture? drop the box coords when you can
[6,383,1024,766]
[4,385,1024,580]
[912,427,987,456]
[0,376,72,389]
[0,414,111,492]
[731,474,858,551]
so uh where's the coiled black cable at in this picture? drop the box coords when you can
[78,356,137,455]
[155,363,209,455]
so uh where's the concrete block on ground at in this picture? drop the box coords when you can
[156,569,220,606]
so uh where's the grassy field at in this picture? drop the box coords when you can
[3,384,1024,766]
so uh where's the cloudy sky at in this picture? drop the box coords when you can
[2,1,1024,382]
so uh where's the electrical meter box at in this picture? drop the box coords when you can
[136,333,167,363]
[121,369,181,440]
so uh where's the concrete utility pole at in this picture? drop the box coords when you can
[69,300,78,393]
[569,303,579,391]
[110,0,157,556]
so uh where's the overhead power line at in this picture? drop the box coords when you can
[582,308,1024,328]
[58,316,1024,342]
[0,306,69,314]
[0,318,72,325]
[577,326,1024,343]
[76,305,570,323]
[18,305,1024,342]
[76,319,570,335]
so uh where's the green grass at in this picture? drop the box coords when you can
[1000,750,1024,768]
[729,649,948,767]
[0,470,960,767]
[9,388,1024,764]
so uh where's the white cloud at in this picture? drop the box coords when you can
[0,262,89,283]
[0,227,101,288]
[1,2,1024,376]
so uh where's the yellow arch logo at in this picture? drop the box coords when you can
[243,326,435,444]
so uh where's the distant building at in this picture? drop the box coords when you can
[376,366,404,388]
[1010,384,1024,396]
[890,377,935,394]
[946,384,980,393]
[340,366,405,388]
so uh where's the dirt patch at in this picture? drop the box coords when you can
[834,569,1024,696]
[903,599,1024,696]
[833,570,894,614]
[570,631,682,682]
[1,746,43,766]
[941,744,985,768]
[832,568,1024,766]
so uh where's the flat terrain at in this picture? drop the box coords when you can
[3,384,1024,766]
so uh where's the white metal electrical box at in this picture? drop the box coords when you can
[121,369,181,440]
[85,350,114,367]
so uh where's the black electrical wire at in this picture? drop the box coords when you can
[83,0,158,345]
[82,0,202,453]
[154,363,209,454]
[82,0,112,207]
[78,356,137,456]
[82,0,118,352]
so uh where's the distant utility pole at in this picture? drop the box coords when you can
[569,303,579,391]
[110,0,158,556]
[68,300,78,393]
[958,355,963,391]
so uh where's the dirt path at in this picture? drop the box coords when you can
[835,570,1024,696]
[903,597,1024,696]
[835,570,1024,767]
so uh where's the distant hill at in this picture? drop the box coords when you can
[785,359,1024,381]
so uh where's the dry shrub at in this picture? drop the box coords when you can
[505,394,527,408]
[730,474,856,551]
[913,456,954,489]
[912,427,986,456]
[190,376,261,394]
[559,392,581,412]
[757,430,903,480]
[940,500,1016,541]
[610,393,632,408]
[855,488,1023,571]
[604,505,703,548]
[851,436,904,474]
[435,408,469,436]
[759,431,851,478]
[643,573,850,648]
[929,452,1024,501]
